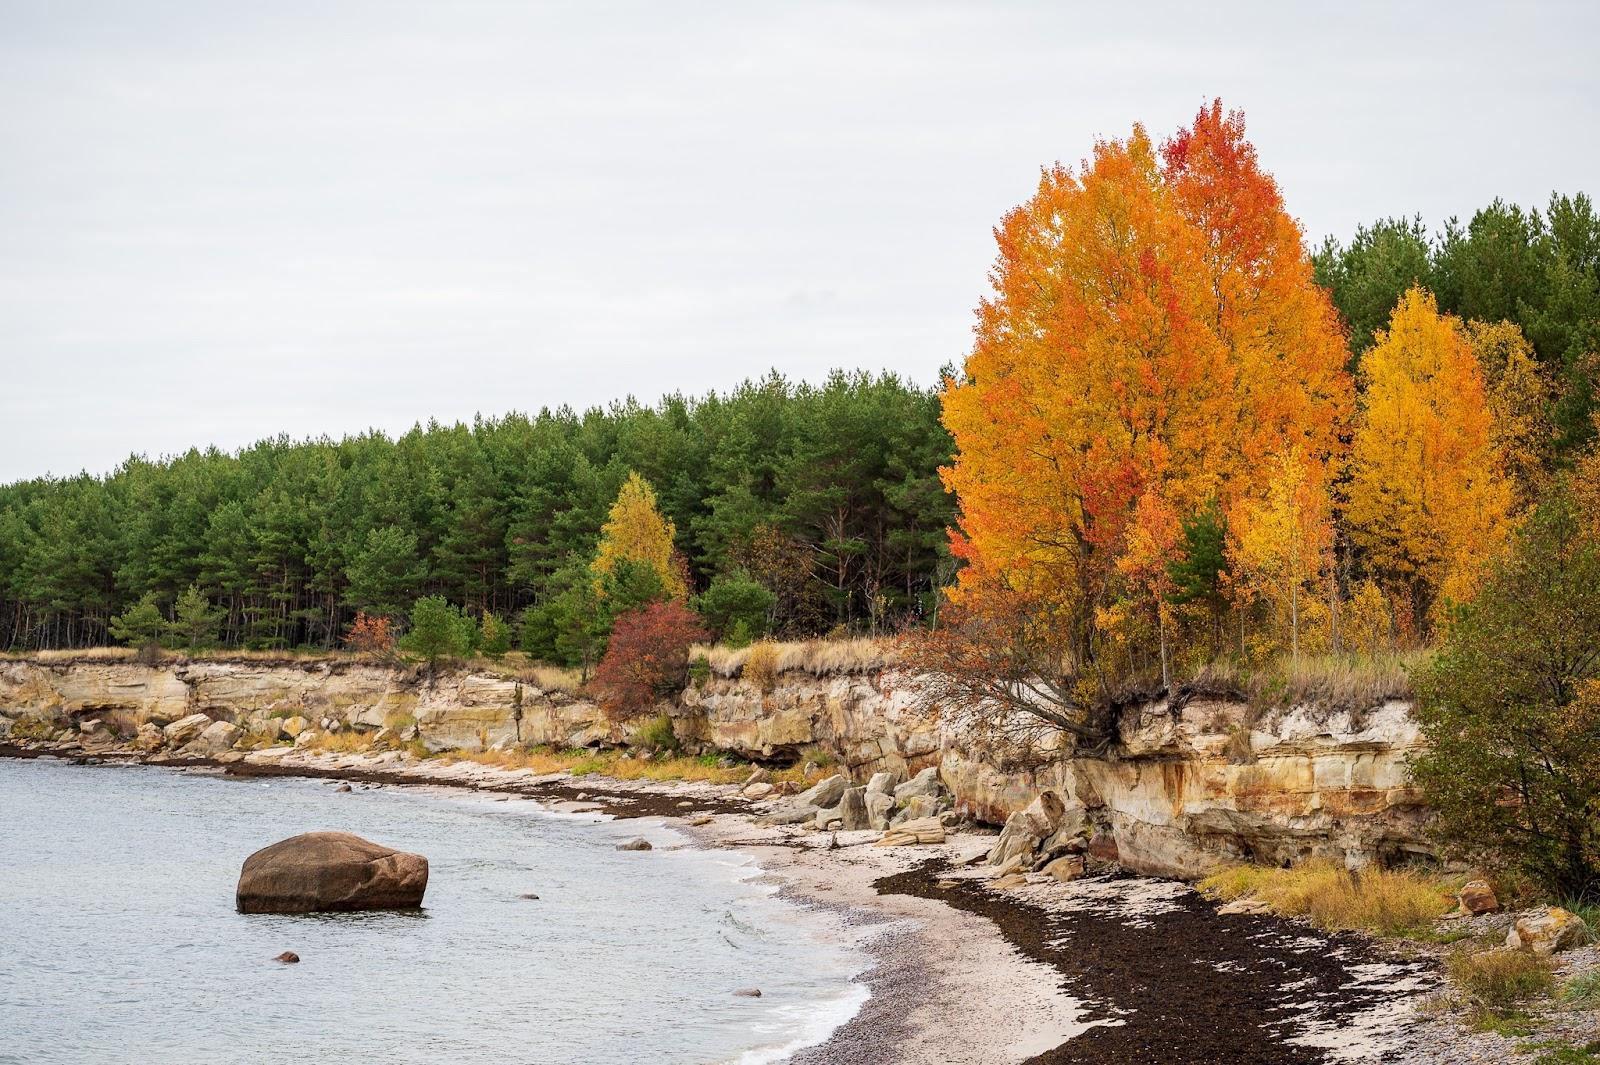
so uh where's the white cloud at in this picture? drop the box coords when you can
[1,0,1595,479]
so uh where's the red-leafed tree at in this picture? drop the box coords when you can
[590,601,708,721]
[343,611,396,656]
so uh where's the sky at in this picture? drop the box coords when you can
[2,1,1597,483]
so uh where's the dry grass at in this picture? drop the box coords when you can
[743,641,779,693]
[0,646,587,693]
[1199,859,1456,936]
[697,636,895,679]
[513,663,583,694]
[304,731,376,754]
[1190,650,1427,713]
[1,646,140,663]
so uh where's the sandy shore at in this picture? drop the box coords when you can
[5,743,1443,1064]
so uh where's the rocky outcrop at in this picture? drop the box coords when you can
[235,831,428,913]
[1,655,1432,879]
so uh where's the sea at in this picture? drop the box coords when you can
[0,757,868,1064]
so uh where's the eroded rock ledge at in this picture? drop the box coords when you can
[0,657,1429,878]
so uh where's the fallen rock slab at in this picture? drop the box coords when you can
[163,713,212,746]
[874,817,946,847]
[237,831,428,914]
[893,766,941,802]
[796,774,849,810]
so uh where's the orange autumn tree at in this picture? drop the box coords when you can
[1345,286,1515,634]
[936,104,1351,735]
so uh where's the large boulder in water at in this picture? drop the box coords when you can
[236,831,428,914]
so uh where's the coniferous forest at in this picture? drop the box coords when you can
[0,371,952,654]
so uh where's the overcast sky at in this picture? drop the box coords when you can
[2,1,1596,482]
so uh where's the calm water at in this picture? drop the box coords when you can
[0,758,867,1065]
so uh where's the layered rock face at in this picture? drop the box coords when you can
[0,658,601,751]
[1,657,1430,878]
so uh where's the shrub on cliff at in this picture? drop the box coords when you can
[590,601,707,721]
[401,596,477,666]
[696,574,774,645]
[343,612,396,657]
[742,640,780,694]
[172,584,222,652]
[1411,491,1600,899]
[478,611,511,659]
[109,593,166,662]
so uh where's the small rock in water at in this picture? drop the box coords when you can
[616,838,653,851]
[733,988,762,998]
[519,893,541,900]
[274,951,300,964]
[335,784,353,793]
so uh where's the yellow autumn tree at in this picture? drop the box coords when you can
[1345,287,1515,631]
[1466,319,1551,509]
[592,472,688,600]
[1228,449,1333,661]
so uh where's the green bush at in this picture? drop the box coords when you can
[108,593,165,652]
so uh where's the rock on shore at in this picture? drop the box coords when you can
[236,831,429,914]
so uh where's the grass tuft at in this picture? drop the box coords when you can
[1448,948,1556,1013]
[1560,970,1600,1009]
[305,731,375,754]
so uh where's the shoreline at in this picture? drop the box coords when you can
[2,744,1434,1063]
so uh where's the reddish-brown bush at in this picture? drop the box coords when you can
[591,601,708,721]
[343,612,396,656]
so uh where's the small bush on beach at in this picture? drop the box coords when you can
[1447,948,1556,1013]
[1199,859,1454,936]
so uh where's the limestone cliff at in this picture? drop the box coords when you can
[0,656,1430,878]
